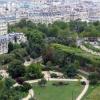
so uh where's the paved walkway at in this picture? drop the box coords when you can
[22,89,34,100]
[20,71,89,100]
[76,75,89,100]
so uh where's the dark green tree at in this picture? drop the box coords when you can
[8,60,26,78]
[65,64,78,78]
[89,72,98,85]
[8,42,14,53]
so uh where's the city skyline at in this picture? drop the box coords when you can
[0,0,100,2]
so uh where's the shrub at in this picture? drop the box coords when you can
[52,81,69,86]
[14,86,23,91]
[22,82,32,92]
[81,81,86,85]
[26,63,43,80]
[50,73,58,78]
[16,77,25,84]
[15,82,32,92]
[38,78,47,87]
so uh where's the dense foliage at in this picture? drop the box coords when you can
[26,63,43,79]
[2,19,100,86]
[43,43,100,68]
[8,60,26,78]
[0,78,27,100]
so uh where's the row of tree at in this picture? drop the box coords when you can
[9,19,100,37]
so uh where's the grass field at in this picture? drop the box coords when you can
[83,84,100,100]
[32,81,83,100]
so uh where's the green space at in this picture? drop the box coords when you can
[0,78,28,100]
[51,43,100,59]
[1,19,100,99]
[49,43,100,68]
[83,84,100,100]
[33,81,83,100]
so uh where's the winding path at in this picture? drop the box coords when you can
[76,75,89,100]
[20,71,89,100]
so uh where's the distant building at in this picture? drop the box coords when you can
[0,21,8,54]
[0,35,8,54]
[0,32,27,54]
[0,20,27,54]
[8,32,27,44]
[0,21,7,35]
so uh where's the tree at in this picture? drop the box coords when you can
[21,82,32,92]
[42,46,54,64]
[16,19,27,28]
[30,51,38,59]
[27,20,36,29]
[0,80,4,90]
[88,72,98,85]
[65,64,77,78]
[8,60,26,78]
[26,63,43,79]
[13,43,21,50]
[11,48,28,63]
[8,42,14,53]
[37,23,49,36]
[38,78,47,87]
[74,60,80,69]
[8,42,21,53]
[4,78,15,89]
[27,30,45,57]
[0,54,15,65]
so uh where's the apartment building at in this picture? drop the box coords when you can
[8,32,27,44]
[0,32,27,54]
[0,0,100,24]
[0,21,7,35]
[0,35,8,54]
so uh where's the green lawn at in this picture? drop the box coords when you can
[32,81,83,100]
[83,84,100,100]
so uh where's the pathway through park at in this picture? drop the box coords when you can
[21,71,89,100]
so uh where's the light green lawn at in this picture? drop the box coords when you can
[32,81,83,100]
[83,84,100,100]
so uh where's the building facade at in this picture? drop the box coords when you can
[0,21,8,54]
[0,32,27,54]
[0,35,8,54]
[0,21,7,35]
